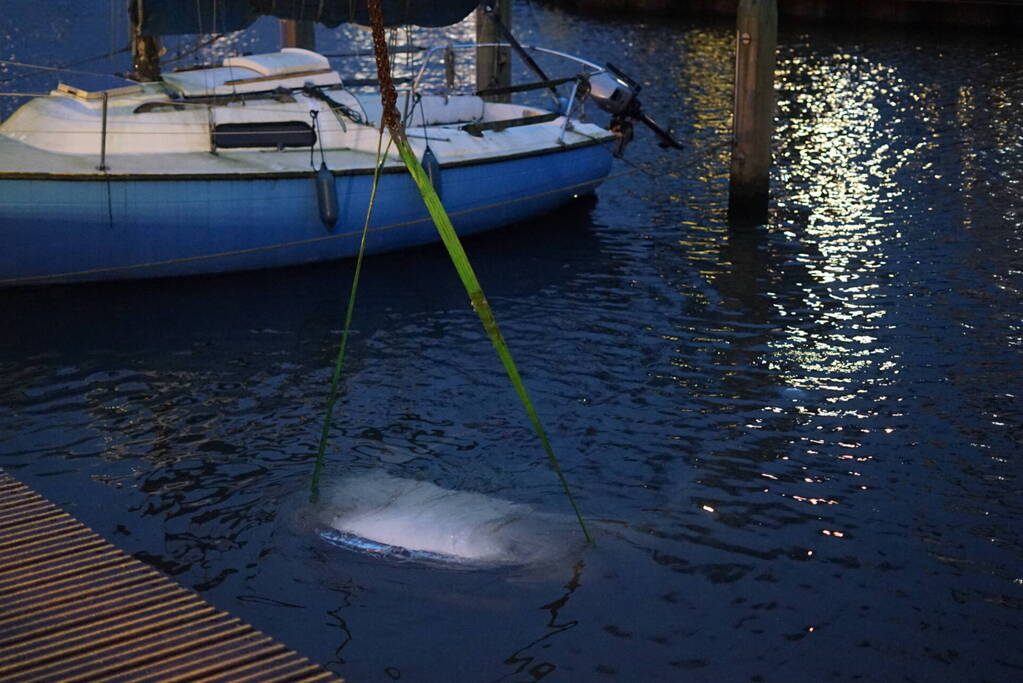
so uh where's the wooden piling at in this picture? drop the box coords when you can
[281,19,316,51]
[476,1,513,102]
[728,0,777,228]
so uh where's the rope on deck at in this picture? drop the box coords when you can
[0,471,341,682]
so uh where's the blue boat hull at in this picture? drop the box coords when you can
[0,144,611,286]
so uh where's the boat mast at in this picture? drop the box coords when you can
[129,0,161,82]
[131,32,162,82]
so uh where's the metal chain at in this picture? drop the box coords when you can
[366,0,402,140]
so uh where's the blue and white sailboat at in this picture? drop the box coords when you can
[0,1,669,286]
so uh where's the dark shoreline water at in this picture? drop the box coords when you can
[3,2,1023,681]
[541,0,1023,29]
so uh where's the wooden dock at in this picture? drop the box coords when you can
[0,471,341,682]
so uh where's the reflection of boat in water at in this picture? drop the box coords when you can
[0,197,607,362]
[0,1,640,286]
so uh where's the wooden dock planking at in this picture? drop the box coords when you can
[0,471,341,682]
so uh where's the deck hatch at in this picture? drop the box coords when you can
[213,121,316,149]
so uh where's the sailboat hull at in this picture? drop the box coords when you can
[0,142,611,286]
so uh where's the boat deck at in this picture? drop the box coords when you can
[0,117,612,180]
[0,134,387,179]
[0,470,341,682]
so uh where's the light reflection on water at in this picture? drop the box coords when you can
[2,3,1023,681]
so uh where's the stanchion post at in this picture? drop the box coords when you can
[98,91,109,171]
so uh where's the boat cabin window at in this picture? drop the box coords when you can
[212,121,315,149]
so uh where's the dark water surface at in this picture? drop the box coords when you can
[3,2,1023,681]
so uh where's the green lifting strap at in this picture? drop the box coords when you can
[361,0,593,544]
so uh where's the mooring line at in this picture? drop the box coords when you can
[310,120,395,501]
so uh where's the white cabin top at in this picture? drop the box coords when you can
[223,48,330,77]
[163,48,341,96]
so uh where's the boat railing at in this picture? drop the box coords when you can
[406,43,607,142]
[411,42,604,94]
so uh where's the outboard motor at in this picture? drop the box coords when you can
[588,63,684,157]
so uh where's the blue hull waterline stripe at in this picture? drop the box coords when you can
[1,143,613,285]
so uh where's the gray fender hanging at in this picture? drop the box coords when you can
[421,145,442,201]
[315,162,339,229]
